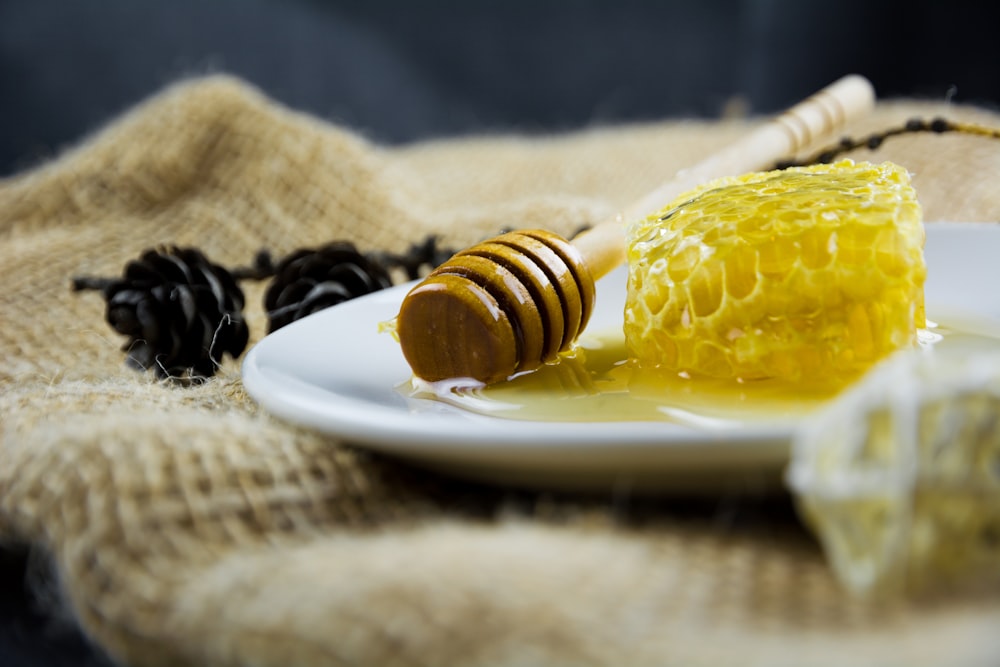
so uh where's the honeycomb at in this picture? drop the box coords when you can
[624,160,926,385]
[787,350,1000,594]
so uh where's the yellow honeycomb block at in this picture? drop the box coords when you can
[624,160,926,385]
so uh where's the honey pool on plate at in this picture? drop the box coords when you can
[405,320,1000,428]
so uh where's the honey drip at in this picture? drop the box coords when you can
[405,321,1000,428]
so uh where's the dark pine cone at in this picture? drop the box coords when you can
[90,246,249,380]
[264,241,392,332]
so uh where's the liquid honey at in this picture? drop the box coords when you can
[405,320,1000,428]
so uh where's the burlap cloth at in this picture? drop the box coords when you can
[2,76,1000,666]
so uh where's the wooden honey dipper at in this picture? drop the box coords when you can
[396,74,876,385]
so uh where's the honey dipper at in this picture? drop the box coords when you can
[396,74,875,385]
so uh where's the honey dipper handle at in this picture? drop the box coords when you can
[575,74,876,280]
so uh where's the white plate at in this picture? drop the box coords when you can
[242,223,1000,491]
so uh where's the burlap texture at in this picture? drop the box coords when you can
[2,76,1000,666]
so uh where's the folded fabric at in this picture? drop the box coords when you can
[2,75,1000,666]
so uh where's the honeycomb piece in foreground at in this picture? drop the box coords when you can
[787,350,1000,594]
[624,160,925,385]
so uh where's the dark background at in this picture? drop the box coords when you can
[2,0,999,177]
[2,1,998,665]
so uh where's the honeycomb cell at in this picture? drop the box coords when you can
[799,227,834,269]
[624,160,925,385]
[757,234,798,279]
[836,222,878,267]
[687,258,725,317]
[723,243,758,299]
[667,242,700,282]
[874,227,911,277]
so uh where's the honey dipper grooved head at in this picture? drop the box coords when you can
[396,229,595,384]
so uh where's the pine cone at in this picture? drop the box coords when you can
[89,246,249,380]
[264,241,392,332]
